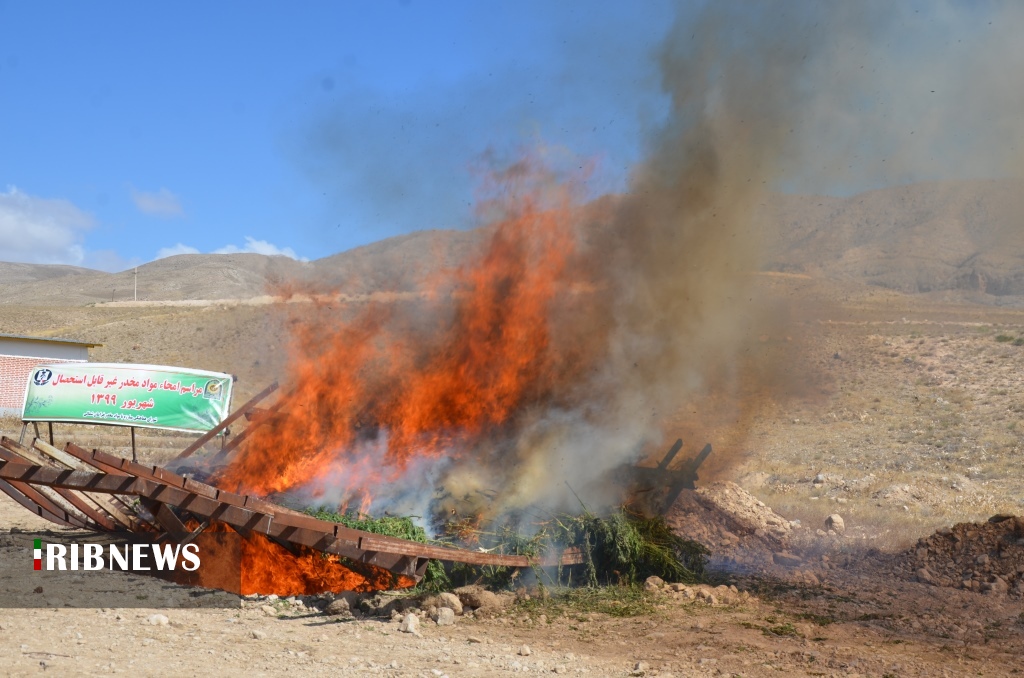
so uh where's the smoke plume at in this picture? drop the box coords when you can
[218,2,1024,525]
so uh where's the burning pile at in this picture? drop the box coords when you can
[213,70,796,527]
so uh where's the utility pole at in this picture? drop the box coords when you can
[134,267,138,302]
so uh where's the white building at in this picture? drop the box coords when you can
[0,334,101,416]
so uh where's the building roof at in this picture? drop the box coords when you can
[0,333,102,348]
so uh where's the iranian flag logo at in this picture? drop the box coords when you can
[33,539,41,570]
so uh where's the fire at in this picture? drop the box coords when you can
[238,533,412,596]
[186,521,412,595]
[219,162,591,508]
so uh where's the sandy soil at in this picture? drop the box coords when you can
[2,279,1024,676]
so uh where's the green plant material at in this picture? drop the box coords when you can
[305,505,708,593]
[304,507,451,591]
[516,584,657,618]
[1013,338,1024,346]
[796,612,836,626]
[995,334,1014,343]
[554,510,708,587]
[763,622,801,637]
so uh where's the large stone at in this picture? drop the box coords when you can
[454,585,500,610]
[434,607,456,626]
[437,592,463,615]
[772,551,803,567]
[399,613,420,634]
[643,576,665,591]
[825,514,845,534]
[324,598,351,616]
[146,614,169,626]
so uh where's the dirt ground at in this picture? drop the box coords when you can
[0,492,1021,678]
[3,279,1024,676]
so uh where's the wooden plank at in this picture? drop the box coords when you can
[174,381,278,459]
[31,438,90,471]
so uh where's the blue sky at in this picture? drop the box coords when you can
[0,1,675,270]
[2,2,1021,272]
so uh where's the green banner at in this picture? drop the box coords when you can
[22,363,234,433]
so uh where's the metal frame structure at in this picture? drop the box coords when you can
[0,383,713,590]
[0,385,585,585]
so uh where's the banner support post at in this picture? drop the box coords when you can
[131,427,137,462]
[48,422,54,446]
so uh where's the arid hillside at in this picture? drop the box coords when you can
[760,179,1024,297]
[5,179,1024,306]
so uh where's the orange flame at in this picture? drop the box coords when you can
[238,533,412,596]
[220,163,587,507]
[188,522,412,595]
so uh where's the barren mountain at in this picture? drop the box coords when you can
[3,179,1024,305]
[760,178,1024,296]
[0,262,100,286]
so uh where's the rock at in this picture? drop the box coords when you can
[434,607,455,626]
[825,514,845,534]
[518,645,531,656]
[250,629,266,640]
[399,613,420,634]
[984,577,1009,595]
[634,661,650,673]
[437,592,463,615]
[467,636,483,644]
[813,473,826,484]
[667,583,689,593]
[261,605,277,617]
[773,551,803,567]
[147,614,169,626]
[916,568,934,584]
[976,554,990,566]
[454,585,501,610]
[643,576,665,591]
[324,598,351,616]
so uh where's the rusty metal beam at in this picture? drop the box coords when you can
[0,445,113,530]
[14,438,140,530]
[0,452,585,574]
[174,381,279,460]
[0,477,79,528]
[212,391,290,464]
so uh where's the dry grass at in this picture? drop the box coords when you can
[732,299,1024,550]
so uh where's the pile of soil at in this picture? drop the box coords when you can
[893,514,1024,596]
[666,481,797,572]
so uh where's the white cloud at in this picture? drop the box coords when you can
[154,237,307,262]
[155,243,201,260]
[214,236,308,261]
[130,187,184,217]
[0,186,93,265]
